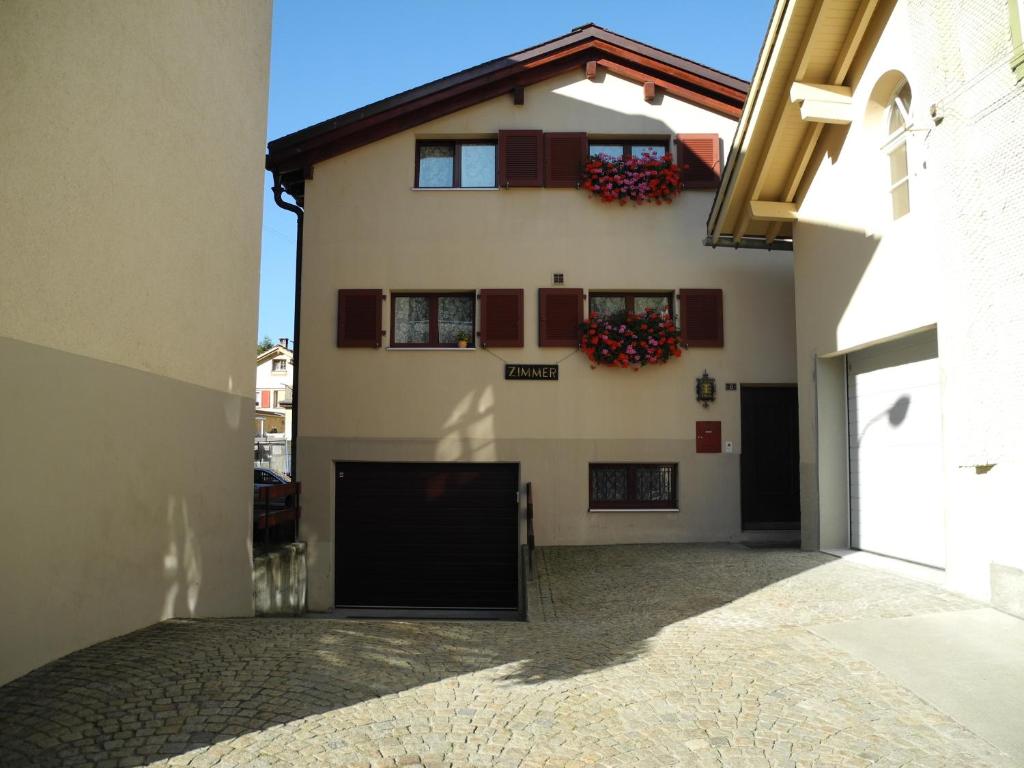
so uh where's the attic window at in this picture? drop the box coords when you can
[416,140,496,188]
[588,139,670,160]
[271,359,287,372]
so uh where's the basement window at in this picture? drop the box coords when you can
[589,463,678,511]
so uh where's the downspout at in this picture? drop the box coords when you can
[271,172,304,480]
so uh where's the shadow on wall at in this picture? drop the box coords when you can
[0,545,832,764]
[0,336,255,686]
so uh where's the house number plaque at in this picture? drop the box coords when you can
[505,364,559,381]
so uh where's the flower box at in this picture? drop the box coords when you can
[581,152,682,205]
[580,308,683,369]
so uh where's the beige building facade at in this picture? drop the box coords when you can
[708,0,1024,611]
[0,0,272,683]
[268,26,800,613]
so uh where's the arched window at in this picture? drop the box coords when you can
[883,81,912,219]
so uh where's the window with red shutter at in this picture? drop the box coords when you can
[478,289,524,348]
[544,133,587,188]
[676,134,721,189]
[678,289,723,347]
[337,289,384,348]
[498,130,543,187]
[538,288,584,347]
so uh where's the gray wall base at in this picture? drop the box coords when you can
[254,542,307,616]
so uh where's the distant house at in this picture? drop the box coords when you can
[266,24,801,616]
[254,341,294,477]
[255,340,293,437]
[707,0,1024,613]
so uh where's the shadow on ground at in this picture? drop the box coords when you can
[0,544,975,766]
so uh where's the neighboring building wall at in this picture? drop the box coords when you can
[299,71,797,610]
[0,0,272,684]
[792,0,1024,606]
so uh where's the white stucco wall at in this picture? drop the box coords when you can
[792,0,1024,606]
[0,0,271,684]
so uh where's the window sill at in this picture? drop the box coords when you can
[411,187,500,192]
[385,346,477,351]
[589,508,680,513]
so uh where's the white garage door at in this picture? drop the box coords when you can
[848,330,945,568]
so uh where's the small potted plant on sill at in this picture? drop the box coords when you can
[456,331,471,349]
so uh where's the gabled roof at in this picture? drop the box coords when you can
[266,24,749,204]
[257,344,293,365]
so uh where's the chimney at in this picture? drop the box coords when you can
[279,337,291,350]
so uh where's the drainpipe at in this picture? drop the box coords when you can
[271,172,304,481]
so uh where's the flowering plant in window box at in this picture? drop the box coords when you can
[581,152,682,205]
[580,307,683,369]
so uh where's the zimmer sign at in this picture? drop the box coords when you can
[504,364,559,381]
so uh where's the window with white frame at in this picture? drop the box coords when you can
[272,358,288,372]
[883,81,913,220]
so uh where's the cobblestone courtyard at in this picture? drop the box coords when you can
[0,545,1016,767]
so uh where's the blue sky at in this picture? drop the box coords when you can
[258,0,775,343]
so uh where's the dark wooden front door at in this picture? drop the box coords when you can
[334,462,520,614]
[740,386,800,530]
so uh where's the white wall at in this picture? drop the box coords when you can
[793,0,1024,608]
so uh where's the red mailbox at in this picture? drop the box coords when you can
[696,421,721,453]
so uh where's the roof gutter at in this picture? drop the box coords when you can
[702,235,792,252]
[271,172,304,482]
[706,0,793,248]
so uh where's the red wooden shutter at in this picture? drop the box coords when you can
[538,288,584,347]
[676,134,721,189]
[498,129,543,187]
[678,289,724,347]
[260,390,270,408]
[479,289,524,347]
[544,132,587,188]
[337,289,383,348]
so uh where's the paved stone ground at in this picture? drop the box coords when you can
[0,545,1016,767]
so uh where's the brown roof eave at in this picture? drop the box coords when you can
[266,24,749,177]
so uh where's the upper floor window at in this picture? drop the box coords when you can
[589,292,674,320]
[883,81,912,220]
[391,292,475,347]
[588,139,670,160]
[271,358,287,372]
[416,140,496,188]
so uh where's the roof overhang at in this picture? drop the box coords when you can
[706,0,886,250]
[266,24,749,206]
[257,345,293,364]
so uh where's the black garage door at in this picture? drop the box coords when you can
[335,462,520,615]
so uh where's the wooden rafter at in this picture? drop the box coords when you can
[764,0,881,244]
[730,0,830,243]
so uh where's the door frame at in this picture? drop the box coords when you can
[740,383,800,531]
